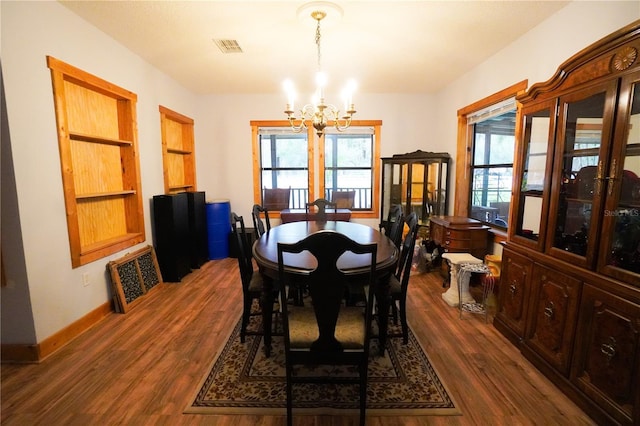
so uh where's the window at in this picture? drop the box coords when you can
[47,56,145,267]
[321,127,375,211]
[252,123,313,210]
[456,81,527,232]
[251,120,381,218]
[470,105,516,228]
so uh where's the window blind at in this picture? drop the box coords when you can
[466,97,516,125]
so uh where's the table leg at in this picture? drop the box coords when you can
[261,275,275,357]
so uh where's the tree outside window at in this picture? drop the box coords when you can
[323,132,373,210]
[470,111,516,228]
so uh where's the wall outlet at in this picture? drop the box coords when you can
[82,272,90,287]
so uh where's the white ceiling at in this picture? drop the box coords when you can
[59,0,570,95]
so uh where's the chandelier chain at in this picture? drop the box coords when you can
[315,18,322,71]
[283,3,356,138]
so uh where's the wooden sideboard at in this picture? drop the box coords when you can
[429,215,490,259]
[429,216,490,280]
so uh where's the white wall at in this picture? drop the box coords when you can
[1,1,198,343]
[1,0,638,346]
[194,93,436,228]
[434,2,640,214]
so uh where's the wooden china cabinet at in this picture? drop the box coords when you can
[380,150,450,229]
[494,21,640,425]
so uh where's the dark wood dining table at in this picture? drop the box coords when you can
[252,220,399,357]
[279,208,352,223]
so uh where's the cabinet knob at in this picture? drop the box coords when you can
[509,283,517,296]
[600,336,617,365]
[543,302,554,320]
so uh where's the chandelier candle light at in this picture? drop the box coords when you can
[284,2,356,138]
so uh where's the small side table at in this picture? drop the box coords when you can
[441,253,483,307]
[458,262,492,322]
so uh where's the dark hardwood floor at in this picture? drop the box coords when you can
[1,257,595,425]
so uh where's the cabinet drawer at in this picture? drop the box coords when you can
[525,264,581,375]
[571,284,640,426]
[496,249,533,338]
[443,238,471,250]
[444,228,470,239]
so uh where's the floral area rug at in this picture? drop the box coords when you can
[185,316,460,417]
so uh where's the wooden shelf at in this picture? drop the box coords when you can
[168,184,194,191]
[80,233,144,256]
[69,132,132,146]
[167,148,192,155]
[75,190,136,200]
[564,147,600,157]
[160,105,196,194]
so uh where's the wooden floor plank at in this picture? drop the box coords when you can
[1,258,595,425]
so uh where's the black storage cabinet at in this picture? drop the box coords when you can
[153,193,191,282]
[186,191,209,268]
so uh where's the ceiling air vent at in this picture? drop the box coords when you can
[214,39,243,53]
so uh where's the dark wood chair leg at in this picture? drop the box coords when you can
[400,297,408,344]
[241,296,251,343]
[286,365,293,426]
[360,364,367,426]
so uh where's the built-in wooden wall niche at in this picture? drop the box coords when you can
[159,106,196,194]
[47,56,145,268]
[107,245,163,313]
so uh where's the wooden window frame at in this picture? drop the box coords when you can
[455,81,528,223]
[48,56,145,268]
[319,121,382,219]
[251,120,381,219]
[251,121,315,218]
[159,105,196,194]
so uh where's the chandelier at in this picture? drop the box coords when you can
[283,2,356,138]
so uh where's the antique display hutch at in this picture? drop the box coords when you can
[380,150,450,230]
[495,21,640,425]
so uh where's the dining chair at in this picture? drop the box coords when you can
[251,204,271,239]
[277,230,377,426]
[305,198,336,221]
[385,211,419,344]
[380,204,404,249]
[331,190,356,209]
[231,212,277,343]
[262,187,291,211]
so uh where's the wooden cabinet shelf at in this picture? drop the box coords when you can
[75,190,137,200]
[69,131,132,146]
[168,184,193,191]
[167,148,192,155]
[80,233,144,256]
[160,105,196,194]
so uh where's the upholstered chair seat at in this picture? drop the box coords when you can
[287,306,365,350]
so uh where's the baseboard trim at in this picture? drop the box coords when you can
[1,301,113,363]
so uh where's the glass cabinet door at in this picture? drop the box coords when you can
[546,81,617,268]
[380,151,450,229]
[430,161,447,216]
[512,100,556,250]
[599,71,640,284]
